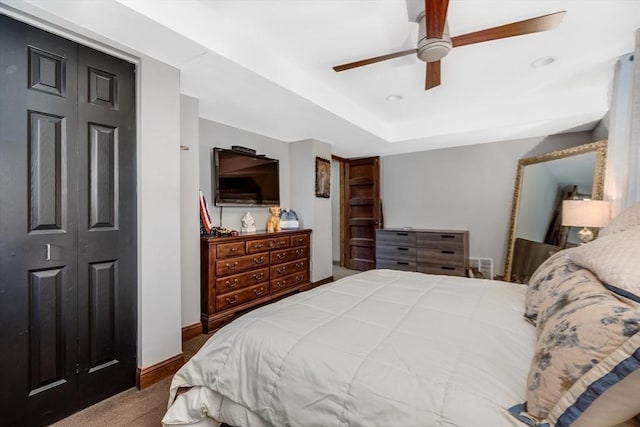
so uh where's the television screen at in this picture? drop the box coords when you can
[213,148,280,206]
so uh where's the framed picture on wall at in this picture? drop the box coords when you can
[315,157,330,198]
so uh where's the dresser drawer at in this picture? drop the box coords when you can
[215,267,269,294]
[291,233,309,247]
[246,236,290,254]
[376,230,416,247]
[417,247,466,266]
[376,245,416,262]
[418,264,467,277]
[270,271,308,293]
[271,258,308,278]
[271,246,307,265]
[216,241,246,259]
[216,252,269,277]
[376,259,417,271]
[216,282,269,311]
[418,232,465,249]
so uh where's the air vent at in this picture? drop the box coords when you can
[469,257,494,280]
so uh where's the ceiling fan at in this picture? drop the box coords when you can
[332,0,566,90]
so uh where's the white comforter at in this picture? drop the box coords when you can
[163,269,535,427]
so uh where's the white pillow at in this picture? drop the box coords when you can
[568,227,640,303]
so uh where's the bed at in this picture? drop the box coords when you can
[163,203,640,427]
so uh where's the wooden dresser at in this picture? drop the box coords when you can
[201,229,312,332]
[376,228,469,277]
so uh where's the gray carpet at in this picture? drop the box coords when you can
[52,334,209,427]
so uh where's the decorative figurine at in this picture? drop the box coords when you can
[266,207,281,232]
[241,211,256,233]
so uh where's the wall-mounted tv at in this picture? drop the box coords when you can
[213,148,280,206]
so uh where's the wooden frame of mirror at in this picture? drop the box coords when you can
[503,140,607,282]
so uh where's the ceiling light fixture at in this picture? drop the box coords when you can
[530,56,557,68]
[385,94,403,102]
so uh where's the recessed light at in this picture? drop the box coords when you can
[530,56,557,68]
[385,94,403,102]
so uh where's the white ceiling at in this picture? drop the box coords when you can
[5,0,640,157]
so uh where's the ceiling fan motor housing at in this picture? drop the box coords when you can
[416,11,452,62]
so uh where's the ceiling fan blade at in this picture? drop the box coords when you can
[425,0,450,39]
[333,49,417,72]
[425,60,441,90]
[451,11,566,48]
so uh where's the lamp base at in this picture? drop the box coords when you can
[577,227,594,244]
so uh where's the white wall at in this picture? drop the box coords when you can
[180,95,200,329]
[380,131,593,275]
[199,119,290,231]
[289,139,333,282]
[137,56,182,367]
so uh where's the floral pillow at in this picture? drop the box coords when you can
[599,201,640,238]
[568,226,640,304]
[524,249,579,325]
[510,267,640,427]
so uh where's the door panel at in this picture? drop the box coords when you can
[0,15,79,426]
[76,45,137,407]
[344,157,380,271]
[1,15,136,425]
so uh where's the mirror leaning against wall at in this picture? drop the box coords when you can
[504,140,608,283]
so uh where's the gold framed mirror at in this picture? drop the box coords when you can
[503,140,607,283]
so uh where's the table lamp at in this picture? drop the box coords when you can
[561,199,610,244]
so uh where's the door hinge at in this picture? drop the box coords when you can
[76,363,80,374]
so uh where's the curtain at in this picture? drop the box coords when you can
[605,28,640,216]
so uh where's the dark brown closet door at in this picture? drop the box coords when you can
[75,45,137,407]
[0,15,137,425]
[0,15,80,425]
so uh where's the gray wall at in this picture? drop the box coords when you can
[199,119,291,231]
[289,139,333,282]
[180,95,200,329]
[379,131,594,275]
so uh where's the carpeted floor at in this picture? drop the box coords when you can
[52,334,210,427]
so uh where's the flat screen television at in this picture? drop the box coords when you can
[213,148,280,206]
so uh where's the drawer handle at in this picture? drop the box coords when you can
[277,241,286,246]
[277,280,287,288]
[225,279,239,288]
[295,249,303,255]
[295,275,303,282]
[397,262,409,265]
[253,287,265,296]
[295,262,304,268]
[297,238,304,243]
[229,247,238,252]
[441,235,455,239]
[254,256,265,264]
[396,232,408,236]
[225,296,238,304]
[397,247,409,251]
[226,262,239,271]
[277,267,286,274]
[253,272,264,280]
[441,266,455,270]
[255,243,264,249]
[277,253,286,259]
[441,250,455,254]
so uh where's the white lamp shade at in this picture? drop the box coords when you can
[562,200,610,228]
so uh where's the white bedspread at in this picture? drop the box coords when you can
[163,269,535,427]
